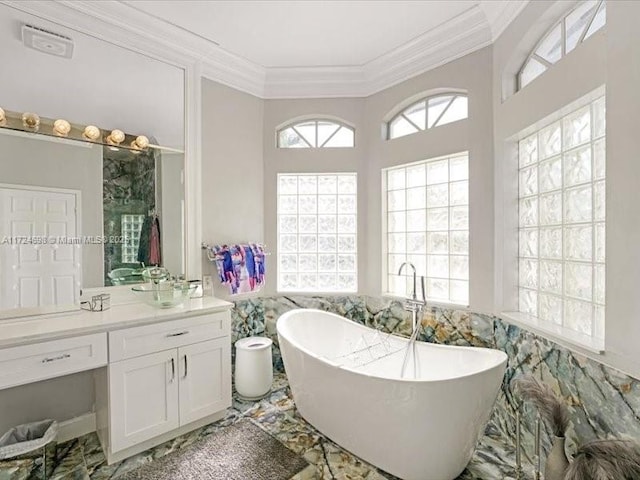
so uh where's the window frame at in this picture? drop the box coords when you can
[518,0,606,91]
[381,152,470,307]
[276,172,358,294]
[276,119,355,149]
[507,93,606,352]
[386,93,468,140]
[121,213,145,264]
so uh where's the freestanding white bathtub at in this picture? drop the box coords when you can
[277,308,507,480]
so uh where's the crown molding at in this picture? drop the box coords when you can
[3,0,528,99]
[263,66,366,99]
[484,0,530,41]
[262,6,493,98]
[363,6,492,97]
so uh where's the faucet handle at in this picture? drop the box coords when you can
[405,298,425,310]
[420,275,426,303]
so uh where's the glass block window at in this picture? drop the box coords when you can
[277,120,354,148]
[277,173,357,292]
[383,153,469,305]
[519,1,606,90]
[388,93,468,140]
[121,214,145,264]
[518,96,605,340]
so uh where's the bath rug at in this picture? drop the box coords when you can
[119,419,309,480]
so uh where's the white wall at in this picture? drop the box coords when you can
[605,0,640,379]
[493,0,640,379]
[159,151,185,276]
[0,371,94,434]
[263,98,366,296]
[493,1,606,316]
[200,78,264,299]
[363,46,495,312]
[261,49,493,306]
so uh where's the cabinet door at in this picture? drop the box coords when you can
[109,350,179,453]
[178,338,231,425]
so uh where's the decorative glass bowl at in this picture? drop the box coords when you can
[132,282,197,308]
[141,267,170,283]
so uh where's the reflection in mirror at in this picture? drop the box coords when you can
[0,3,186,318]
[0,129,184,314]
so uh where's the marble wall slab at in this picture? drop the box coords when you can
[230,295,640,472]
[102,147,156,282]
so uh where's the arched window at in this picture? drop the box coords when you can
[387,93,468,140]
[277,119,354,148]
[519,0,606,90]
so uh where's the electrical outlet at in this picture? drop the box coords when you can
[202,274,214,296]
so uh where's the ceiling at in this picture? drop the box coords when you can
[125,1,479,68]
[3,0,529,98]
[121,0,528,96]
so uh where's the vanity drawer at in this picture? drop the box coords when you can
[109,311,230,362]
[0,333,108,390]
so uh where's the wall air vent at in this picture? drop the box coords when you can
[21,24,74,59]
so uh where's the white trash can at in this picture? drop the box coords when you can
[234,337,273,400]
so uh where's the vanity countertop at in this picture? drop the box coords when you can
[0,296,234,349]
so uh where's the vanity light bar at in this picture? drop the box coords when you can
[0,107,159,153]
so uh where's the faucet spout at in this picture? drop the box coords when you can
[397,262,427,379]
[398,262,417,300]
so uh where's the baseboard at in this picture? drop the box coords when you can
[58,412,96,443]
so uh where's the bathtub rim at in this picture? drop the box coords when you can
[276,308,508,384]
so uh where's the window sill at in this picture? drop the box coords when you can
[276,290,358,296]
[500,311,604,354]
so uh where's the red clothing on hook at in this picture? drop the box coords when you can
[149,216,161,266]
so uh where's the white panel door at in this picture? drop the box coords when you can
[178,338,231,426]
[109,350,180,453]
[0,186,80,310]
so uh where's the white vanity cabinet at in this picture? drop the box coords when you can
[108,349,180,453]
[0,297,233,465]
[178,337,230,425]
[96,308,232,464]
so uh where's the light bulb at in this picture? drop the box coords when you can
[107,129,125,145]
[53,119,71,137]
[22,112,40,129]
[83,125,101,141]
[131,135,149,150]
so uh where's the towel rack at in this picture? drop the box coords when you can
[201,243,272,262]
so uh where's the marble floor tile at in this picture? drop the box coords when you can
[3,371,521,480]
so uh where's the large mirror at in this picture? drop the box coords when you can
[0,4,185,317]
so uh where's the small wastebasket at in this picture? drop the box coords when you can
[234,337,273,400]
[0,419,58,480]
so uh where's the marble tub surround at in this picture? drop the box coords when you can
[230,295,640,475]
[2,372,519,480]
